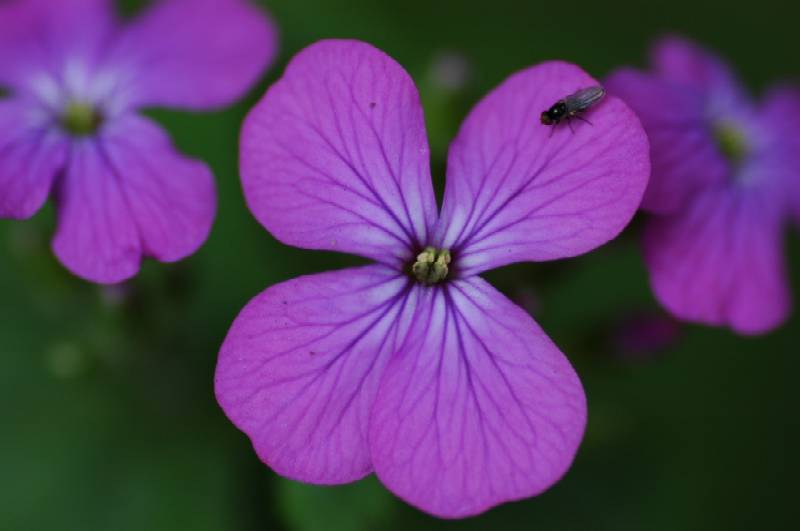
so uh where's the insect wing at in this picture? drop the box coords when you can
[564,86,605,112]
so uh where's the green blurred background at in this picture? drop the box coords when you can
[1,0,798,529]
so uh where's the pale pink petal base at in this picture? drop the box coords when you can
[438,61,649,276]
[215,266,418,483]
[370,277,586,518]
[643,186,791,335]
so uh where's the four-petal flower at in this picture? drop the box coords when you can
[0,0,277,283]
[607,36,800,334]
[215,40,650,517]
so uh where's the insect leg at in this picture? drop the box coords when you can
[574,114,593,126]
[567,117,575,134]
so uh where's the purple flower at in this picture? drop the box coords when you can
[606,36,800,334]
[0,0,276,283]
[613,310,681,361]
[215,40,649,518]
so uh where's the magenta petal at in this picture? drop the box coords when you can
[369,277,586,518]
[109,0,276,110]
[763,87,800,139]
[0,100,67,219]
[98,115,216,262]
[643,186,791,335]
[52,139,142,283]
[761,86,800,219]
[651,35,744,103]
[52,115,215,283]
[240,40,438,266]
[215,266,417,483]
[605,68,727,213]
[437,61,649,276]
[0,0,116,89]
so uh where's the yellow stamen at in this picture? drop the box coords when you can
[412,247,451,285]
[61,101,102,136]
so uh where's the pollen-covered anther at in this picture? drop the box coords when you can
[713,120,749,166]
[60,100,103,136]
[411,246,451,285]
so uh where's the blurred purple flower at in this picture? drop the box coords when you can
[215,40,649,518]
[0,0,277,283]
[613,310,681,361]
[607,36,800,334]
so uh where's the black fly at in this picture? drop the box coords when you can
[540,86,605,134]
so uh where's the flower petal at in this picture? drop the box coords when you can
[52,115,215,283]
[0,100,68,219]
[650,35,744,105]
[762,86,800,141]
[99,115,216,262]
[52,139,142,283]
[605,68,727,213]
[240,40,438,266]
[108,0,277,110]
[215,266,416,483]
[369,277,586,518]
[0,0,116,90]
[760,86,800,220]
[438,61,649,276]
[643,185,791,335]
